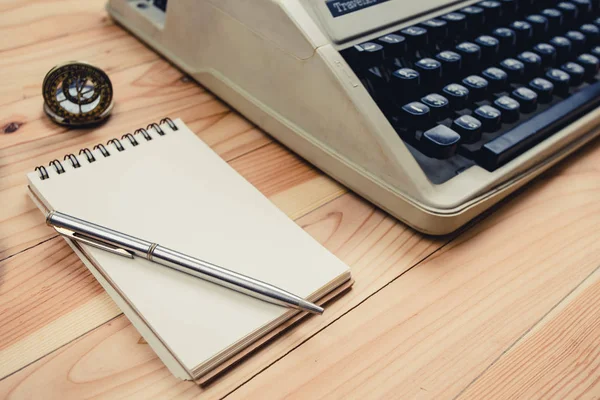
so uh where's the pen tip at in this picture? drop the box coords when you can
[300,300,324,315]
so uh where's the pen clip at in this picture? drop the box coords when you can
[54,226,134,258]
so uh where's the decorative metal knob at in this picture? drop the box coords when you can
[42,61,114,127]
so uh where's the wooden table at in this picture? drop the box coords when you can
[2,1,600,398]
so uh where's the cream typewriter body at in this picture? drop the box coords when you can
[107,0,600,234]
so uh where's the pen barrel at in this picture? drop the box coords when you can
[48,211,153,255]
[150,245,308,310]
[47,211,323,314]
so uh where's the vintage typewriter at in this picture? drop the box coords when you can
[108,0,600,234]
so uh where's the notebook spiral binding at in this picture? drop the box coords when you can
[34,118,178,180]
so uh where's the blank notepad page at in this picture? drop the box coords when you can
[27,119,350,375]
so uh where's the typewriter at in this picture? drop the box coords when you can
[107,0,600,234]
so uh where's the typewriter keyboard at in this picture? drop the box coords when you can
[341,0,600,184]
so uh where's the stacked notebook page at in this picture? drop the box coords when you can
[27,118,352,381]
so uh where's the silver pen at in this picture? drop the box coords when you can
[46,211,324,314]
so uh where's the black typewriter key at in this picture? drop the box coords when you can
[529,77,555,102]
[526,15,549,41]
[421,19,447,47]
[443,83,470,109]
[519,0,535,13]
[401,26,429,53]
[463,75,489,101]
[452,115,483,142]
[545,68,571,94]
[475,35,500,64]
[350,42,385,69]
[474,105,502,131]
[441,12,468,36]
[461,6,485,29]
[499,0,518,16]
[500,58,526,81]
[494,95,521,122]
[456,42,482,69]
[364,68,389,98]
[592,46,600,57]
[549,36,573,62]
[512,87,538,112]
[421,93,450,119]
[571,0,593,15]
[577,53,600,79]
[565,31,587,53]
[533,43,557,67]
[377,34,407,59]
[420,125,461,159]
[391,68,421,98]
[414,58,443,85]
[401,102,431,130]
[510,21,533,47]
[580,24,600,46]
[493,27,517,55]
[517,51,543,77]
[478,1,503,22]
[561,62,586,85]
[436,51,462,77]
[482,67,509,91]
[557,2,579,26]
[541,9,564,32]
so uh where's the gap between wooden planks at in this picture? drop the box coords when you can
[224,142,600,400]
[0,192,445,399]
[457,263,600,399]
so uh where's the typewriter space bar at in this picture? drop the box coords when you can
[479,81,600,171]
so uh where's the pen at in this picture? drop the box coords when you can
[46,210,324,315]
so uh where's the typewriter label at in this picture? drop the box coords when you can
[326,0,390,17]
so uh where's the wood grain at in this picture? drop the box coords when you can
[458,266,600,399]
[0,1,114,53]
[226,144,600,400]
[0,193,443,398]
[0,26,157,107]
[3,0,600,398]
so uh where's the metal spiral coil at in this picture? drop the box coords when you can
[79,148,96,163]
[93,143,110,157]
[35,166,49,180]
[107,138,125,151]
[160,117,178,131]
[64,154,81,168]
[49,159,65,174]
[134,128,152,141]
[147,122,165,136]
[33,118,177,180]
[121,133,139,147]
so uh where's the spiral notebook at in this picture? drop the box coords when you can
[26,118,352,381]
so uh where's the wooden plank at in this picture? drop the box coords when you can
[0,193,444,398]
[0,316,198,399]
[0,1,112,53]
[458,266,600,399]
[222,145,600,399]
[0,25,158,107]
